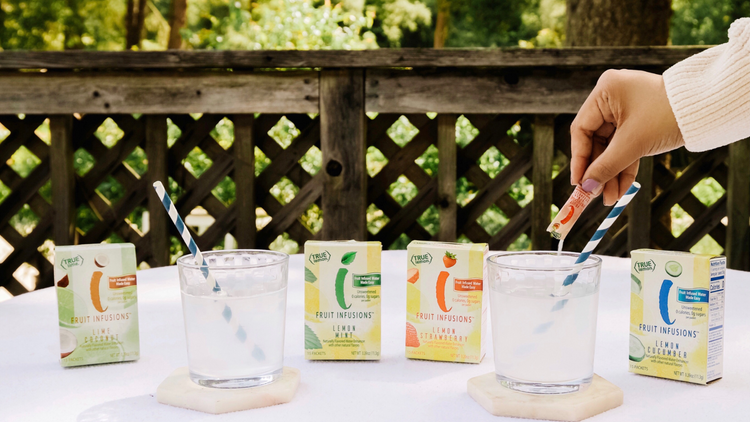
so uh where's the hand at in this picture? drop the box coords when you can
[570,69,685,205]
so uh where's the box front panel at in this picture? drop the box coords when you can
[305,242,381,360]
[630,250,720,384]
[55,244,139,367]
[406,242,486,363]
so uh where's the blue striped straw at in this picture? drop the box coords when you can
[152,181,265,361]
[561,181,641,287]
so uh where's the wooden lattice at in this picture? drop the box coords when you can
[0,115,53,295]
[0,112,739,298]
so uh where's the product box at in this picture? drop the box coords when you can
[629,249,725,384]
[55,243,140,367]
[304,241,381,360]
[405,241,488,363]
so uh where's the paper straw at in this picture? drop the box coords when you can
[152,181,265,361]
[560,181,641,287]
[537,181,642,330]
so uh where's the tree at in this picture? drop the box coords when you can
[168,0,187,49]
[126,0,147,49]
[566,0,672,46]
[433,0,448,47]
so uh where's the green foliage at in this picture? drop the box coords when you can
[0,0,125,50]
[182,0,378,50]
[671,0,749,45]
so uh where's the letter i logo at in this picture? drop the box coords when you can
[659,280,676,325]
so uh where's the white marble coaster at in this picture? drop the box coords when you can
[468,373,623,421]
[156,366,300,414]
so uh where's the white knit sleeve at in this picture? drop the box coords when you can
[663,18,750,152]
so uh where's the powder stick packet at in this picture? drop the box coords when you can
[547,185,596,240]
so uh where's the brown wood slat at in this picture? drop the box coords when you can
[80,184,148,244]
[651,148,727,221]
[50,115,76,246]
[0,160,50,229]
[0,115,46,164]
[257,173,324,244]
[727,138,750,270]
[366,114,400,147]
[0,72,319,114]
[667,196,727,251]
[145,115,170,267]
[628,157,654,251]
[233,114,256,248]
[368,126,437,201]
[375,178,438,247]
[458,144,533,233]
[437,114,457,241]
[488,205,531,251]
[256,119,320,192]
[0,48,707,70]
[531,115,554,250]
[0,213,53,292]
[367,68,604,114]
[168,114,225,163]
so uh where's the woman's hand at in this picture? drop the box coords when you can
[570,69,685,205]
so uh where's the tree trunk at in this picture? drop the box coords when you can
[125,0,148,49]
[434,0,450,48]
[566,0,672,46]
[168,0,188,49]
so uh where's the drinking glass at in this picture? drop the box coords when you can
[177,250,289,388]
[487,251,602,394]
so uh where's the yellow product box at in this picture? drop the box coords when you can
[55,243,140,367]
[405,241,488,363]
[304,241,381,360]
[630,249,725,384]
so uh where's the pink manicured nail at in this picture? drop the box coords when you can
[581,179,600,193]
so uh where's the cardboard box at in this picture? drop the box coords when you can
[629,249,725,384]
[55,243,140,367]
[405,241,488,363]
[304,241,381,360]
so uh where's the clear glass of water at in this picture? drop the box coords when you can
[487,251,602,394]
[177,250,289,389]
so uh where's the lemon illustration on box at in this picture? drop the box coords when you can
[629,249,725,384]
[304,241,381,360]
[405,241,488,363]
[55,243,140,367]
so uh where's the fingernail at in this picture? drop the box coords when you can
[581,179,601,193]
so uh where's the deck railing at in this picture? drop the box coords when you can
[1,47,747,296]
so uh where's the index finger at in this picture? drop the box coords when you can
[569,84,616,185]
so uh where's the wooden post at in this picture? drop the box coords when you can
[233,114,256,248]
[49,115,76,246]
[531,115,555,251]
[437,114,457,241]
[627,156,653,253]
[145,115,170,266]
[727,139,750,270]
[320,69,367,241]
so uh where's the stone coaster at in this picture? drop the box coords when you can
[156,366,300,415]
[468,373,623,421]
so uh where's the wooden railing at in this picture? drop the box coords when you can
[1,47,748,296]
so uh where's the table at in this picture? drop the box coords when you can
[1,252,749,422]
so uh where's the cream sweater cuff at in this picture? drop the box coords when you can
[663,18,750,152]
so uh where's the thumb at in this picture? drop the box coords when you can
[580,126,643,191]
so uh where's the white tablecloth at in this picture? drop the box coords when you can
[1,252,749,422]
